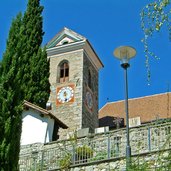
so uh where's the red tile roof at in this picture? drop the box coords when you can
[99,92,171,125]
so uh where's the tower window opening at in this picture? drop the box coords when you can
[59,62,69,83]
[62,41,69,45]
[65,67,69,77]
[88,70,92,89]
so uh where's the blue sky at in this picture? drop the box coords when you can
[0,0,171,109]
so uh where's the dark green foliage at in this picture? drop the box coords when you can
[0,0,50,170]
[0,13,23,171]
[20,0,50,108]
[25,47,50,108]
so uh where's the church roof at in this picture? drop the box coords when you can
[46,27,86,48]
[46,27,104,70]
[23,100,68,129]
[99,92,171,126]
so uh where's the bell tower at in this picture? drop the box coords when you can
[47,27,103,138]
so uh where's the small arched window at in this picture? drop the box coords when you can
[58,61,69,83]
[62,41,69,45]
[88,70,92,89]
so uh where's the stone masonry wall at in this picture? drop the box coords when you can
[69,150,171,171]
[19,121,171,171]
[82,52,99,132]
[48,49,84,139]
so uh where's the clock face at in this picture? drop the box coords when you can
[57,86,74,103]
[86,91,93,110]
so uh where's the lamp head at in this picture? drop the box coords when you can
[113,46,136,68]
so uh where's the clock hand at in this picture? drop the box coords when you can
[63,91,67,97]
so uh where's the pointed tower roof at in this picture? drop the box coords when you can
[46,27,104,70]
[47,27,86,48]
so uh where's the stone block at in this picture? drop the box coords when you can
[77,128,90,138]
[95,126,109,134]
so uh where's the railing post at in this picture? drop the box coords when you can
[72,144,76,165]
[107,133,111,159]
[40,149,44,171]
[148,127,151,152]
[32,151,38,171]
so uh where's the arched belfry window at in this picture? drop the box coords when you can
[58,61,69,83]
[88,70,92,89]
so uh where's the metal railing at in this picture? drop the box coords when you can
[19,122,171,170]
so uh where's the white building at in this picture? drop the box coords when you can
[21,100,67,145]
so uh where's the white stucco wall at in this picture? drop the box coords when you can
[21,109,55,145]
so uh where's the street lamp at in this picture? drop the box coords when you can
[113,46,136,169]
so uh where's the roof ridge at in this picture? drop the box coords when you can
[23,100,68,129]
[100,92,171,106]
[46,27,86,48]
[23,100,49,115]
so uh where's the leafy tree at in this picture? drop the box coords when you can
[0,0,50,170]
[19,0,50,108]
[0,13,23,171]
[141,0,171,82]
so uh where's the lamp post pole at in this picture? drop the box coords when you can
[122,64,131,168]
[113,46,136,170]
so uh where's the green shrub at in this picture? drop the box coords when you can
[75,145,93,163]
[59,154,72,169]
[90,151,107,161]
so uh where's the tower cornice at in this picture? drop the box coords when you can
[47,40,104,71]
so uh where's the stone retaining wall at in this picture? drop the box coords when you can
[19,121,171,170]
